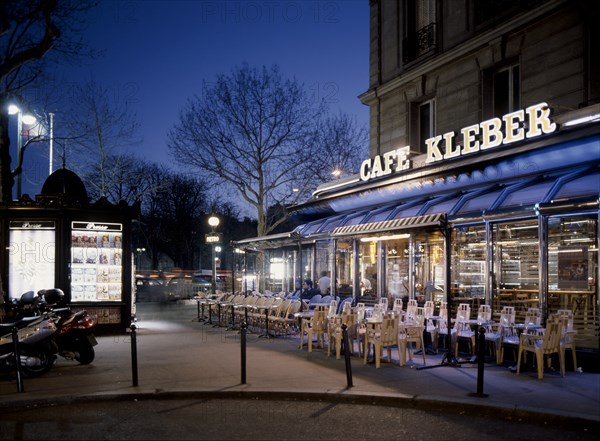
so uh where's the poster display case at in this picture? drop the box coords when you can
[70,221,123,303]
[8,221,56,300]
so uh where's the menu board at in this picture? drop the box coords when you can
[8,221,56,300]
[71,221,123,302]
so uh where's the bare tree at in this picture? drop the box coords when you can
[168,64,327,238]
[83,153,154,205]
[314,112,368,182]
[0,0,98,202]
[61,79,140,196]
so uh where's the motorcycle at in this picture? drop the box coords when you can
[39,289,98,365]
[0,292,57,377]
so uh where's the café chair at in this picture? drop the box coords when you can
[364,312,399,368]
[516,316,564,380]
[485,305,516,364]
[328,305,357,359]
[406,299,418,322]
[305,305,329,352]
[453,303,472,357]
[270,300,303,336]
[378,297,389,311]
[437,302,454,350]
[556,309,578,372]
[423,300,439,352]
[399,315,426,366]
[392,298,404,317]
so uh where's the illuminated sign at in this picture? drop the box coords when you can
[206,233,222,243]
[359,102,556,182]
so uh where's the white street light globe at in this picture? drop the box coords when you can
[8,104,19,115]
[208,215,220,228]
[22,113,37,125]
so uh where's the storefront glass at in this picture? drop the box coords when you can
[359,239,378,299]
[315,240,333,293]
[548,215,598,349]
[384,236,409,301]
[452,225,487,305]
[335,239,354,298]
[413,231,446,304]
[491,219,540,319]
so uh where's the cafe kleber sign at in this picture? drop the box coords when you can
[360,102,557,182]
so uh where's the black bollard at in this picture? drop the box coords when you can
[341,324,353,388]
[241,321,247,384]
[475,326,487,397]
[130,322,138,387]
[12,327,24,393]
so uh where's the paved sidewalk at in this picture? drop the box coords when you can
[1,301,599,427]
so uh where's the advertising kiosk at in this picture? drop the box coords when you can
[0,168,138,333]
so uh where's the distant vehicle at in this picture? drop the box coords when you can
[165,276,203,300]
[135,276,172,303]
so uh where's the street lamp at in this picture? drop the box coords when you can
[8,104,38,199]
[208,215,220,293]
[135,248,146,272]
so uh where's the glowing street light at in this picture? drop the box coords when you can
[207,215,220,293]
[8,104,38,199]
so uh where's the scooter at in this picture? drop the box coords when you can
[39,289,98,365]
[0,292,57,377]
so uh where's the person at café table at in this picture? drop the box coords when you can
[300,279,318,300]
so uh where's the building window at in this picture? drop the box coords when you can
[411,99,436,153]
[493,64,520,116]
[403,0,437,63]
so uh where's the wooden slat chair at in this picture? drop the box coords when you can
[270,300,303,336]
[406,299,418,323]
[302,305,328,352]
[517,316,564,380]
[364,312,400,368]
[399,314,426,366]
[328,302,357,359]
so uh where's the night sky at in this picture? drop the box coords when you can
[18,0,369,199]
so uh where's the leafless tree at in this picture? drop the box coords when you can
[60,79,140,197]
[0,0,98,202]
[168,64,367,238]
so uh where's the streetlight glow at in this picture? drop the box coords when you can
[208,215,220,228]
[207,215,220,293]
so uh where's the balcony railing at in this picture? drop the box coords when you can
[403,22,437,63]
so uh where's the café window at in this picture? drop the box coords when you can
[547,215,598,350]
[335,239,354,298]
[359,239,379,298]
[491,219,540,317]
[452,226,487,301]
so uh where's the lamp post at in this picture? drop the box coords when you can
[135,248,146,272]
[208,215,220,294]
[8,104,37,199]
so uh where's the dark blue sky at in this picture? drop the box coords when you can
[72,0,368,161]
[20,0,369,198]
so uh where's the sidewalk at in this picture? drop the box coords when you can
[1,301,599,426]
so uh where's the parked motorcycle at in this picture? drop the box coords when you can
[39,289,98,365]
[0,292,57,377]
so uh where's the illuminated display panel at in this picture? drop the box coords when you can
[71,221,123,302]
[8,221,56,300]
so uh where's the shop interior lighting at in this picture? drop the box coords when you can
[360,233,410,242]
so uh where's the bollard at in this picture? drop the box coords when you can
[475,326,487,397]
[12,326,24,393]
[130,322,138,387]
[341,324,353,388]
[240,321,247,384]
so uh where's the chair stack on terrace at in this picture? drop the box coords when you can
[399,312,426,366]
[327,301,357,359]
[453,303,472,357]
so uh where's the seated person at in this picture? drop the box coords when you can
[299,279,317,300]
